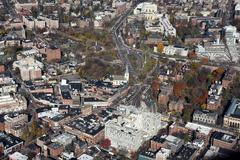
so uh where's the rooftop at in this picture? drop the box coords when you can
[140,150,157,159]
[9,152,28,160]
[48,142,62,149]
[212,132,237,143]
[151,135,166,143]
[65,114,104,136]
[171,145,197,160]
[185,122,212,135]
[225,98,240,118]
[0,132,24,149]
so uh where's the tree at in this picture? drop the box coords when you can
[0,26,6,36]
[187,50,197,59]
[200,57,209,65]
[157,42,164,53]
[31,7,39,18]
[215,67,225,76]
[77,67,86,77]
[201,104,207,110]
[151,79,160,98]
[182,107,192,123]
[183,133,190,142]
[101,138,111,149]
[173,81,186,97]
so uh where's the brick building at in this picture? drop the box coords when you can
[211,132,238,151]
[63,115,104,144]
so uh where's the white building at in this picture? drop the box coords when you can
[163,45,188,56]
[197,25,240,62]
[52,133,76,146]
[94,11,116,29]
[159,15,176,37]
[105,65,129,86]
[0,77,17,94]
[185,122,212,135]
[224,25,240,45]
[9,152,28,160]
[156,148,171,160]
[77,154,93,160]
[134,3,176,37]
[133,2,158,15]
[0,94,27,114]
[105,105,168,152]
[13,57,44,81]
[22,15,59,30]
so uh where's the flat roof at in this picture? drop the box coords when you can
[48,142,62,149]
[0,132,24,149]
[172,145,197,160]
[185,122,212,135]
[140,150,157,158]
[65,114,104,136]
[61,91,72,100]
[212,131,237,143]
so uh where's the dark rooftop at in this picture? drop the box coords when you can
[61,91,72,100]
[65,114,104,136]
[0,132,24,149]
[151,135,166,143]
[171,145,197,160]
[212,132,237,143]
[139,150,157,159]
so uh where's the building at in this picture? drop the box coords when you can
[105,65,129,86]
[0,94,27,114]
[203,146,219,160]
[112,0,129,15]
[169,122,189,136]
[15,0,38,12]
[150,134,184,154]
[3,113,28,137]
[158,83,173,106]
[22,15,59,30]
[207,81,223,111]
[0,77,17,94]
[138,150,157,160]
[156,148,171,160]
[223,98,240,130]
[193,110,218,125]
[13,57,43,81]
[42,114,71,130]
[77,154,93,160]
[185,122,213,145]
[0,65,5,73]
[150,135,167,151]
[45,142,63,158]
[0,132,24,157]
[133,2,157,15]
[222,69,237,89]
[9,152,28,160]
[63,114,104,144]
[168,99,184,113]
[211,132,238,151]
[134,2,176,37]
[163,45,188,56]
[235,3,240,19]
[22,16,35,29]
[105,106,167,152]
[51,133,76,147]
[40,47,61,62]
[171,144,198,160]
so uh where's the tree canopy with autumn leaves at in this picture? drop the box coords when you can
[173,62,225,106]
[157,42,164,53]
